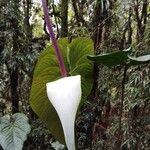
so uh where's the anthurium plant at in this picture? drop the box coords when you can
[29,0,94,149]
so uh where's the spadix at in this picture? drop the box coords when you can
[46,75,81,150]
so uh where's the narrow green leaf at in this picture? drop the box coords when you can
[87,47,132,67]
[128,54,150,65]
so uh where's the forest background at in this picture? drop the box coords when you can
[0,0,150,149]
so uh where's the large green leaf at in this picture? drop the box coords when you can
[29,37,94,144]
[87,47,132,67]
[68,37,94,105]
[0,113,31,150]
[128,54,150,66]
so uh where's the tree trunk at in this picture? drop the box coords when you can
[0,3,6,55]
[10,69,19,113]
[134,0,148,43]
[11,0,20,113]
[23,0,32,50]
[60,0,68,37]
[0,28,5,55]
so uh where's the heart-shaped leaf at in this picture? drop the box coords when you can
[0,113,31,150]
[29,37,94,143]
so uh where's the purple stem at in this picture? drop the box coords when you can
[41,0,67,77]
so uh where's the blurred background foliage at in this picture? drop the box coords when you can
[0,0,149,149]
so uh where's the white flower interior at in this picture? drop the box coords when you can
[46,75,81,150]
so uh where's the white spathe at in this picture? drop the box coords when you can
[46,75,81,150]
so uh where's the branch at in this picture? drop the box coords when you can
[141,0,148,31]
[71,0,86,27]
[118,65,128,144]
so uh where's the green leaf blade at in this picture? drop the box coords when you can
[30,39,68,143]
[29,37,94,144]
[128,54,150,66]
[87,47,132,67]
[0,113,31,150]
[69,37,94,104]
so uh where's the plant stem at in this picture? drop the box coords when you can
[118,65,128,147]
[41,0,67,77]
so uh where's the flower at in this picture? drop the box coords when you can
[46,75,81,150]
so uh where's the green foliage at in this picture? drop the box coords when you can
[1,0,149,149]
[23,119,57,150]
[87,46,150,149]
[128,55,150,66]
[68,38,94,103]
[29,37,94,143]
[0,113,31,150]
[87,47,132,67]
[87,47,150,67]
